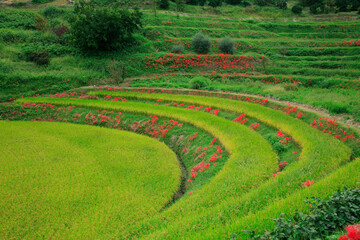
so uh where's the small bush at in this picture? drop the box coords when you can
[27,50,50,66]
[159,0,170,9]
[35,14,47,31]
[189,76,209,89]
[276,0,287,9]
[171,45,185,54]
[218,36,235,54]
[43,6,66,18]
[52,24,69,38]
[192,32,211,54]
[248,187,360,239]
[292,5,303,14]
[70,1,142,51]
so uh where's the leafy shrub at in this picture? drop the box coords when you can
[292,5,303,13]
[247,187,360,239]
[70,1,142,51]
[189,76,209,89]
[43,6,66,18]
[218,36,235,54]
[52,24,69,38]
[192,32,211,54]
[172,44,185,54]
[208,0,222,7]
[0,10,36,30]
[159,0,170,9]
[27,50,50,66]
[35,14,47,31]
[276,0,287,9]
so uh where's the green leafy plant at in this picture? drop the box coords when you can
[35,14,47,31]
[246,187,360,239]
[189,76,210,89]
[70,0,142,51]
[192,32,211,54]
[218,36,235,54]
[27,50,50,66]
[292,5,303,14]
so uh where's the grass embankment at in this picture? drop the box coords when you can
[17,95,352,238]
[0,121,180,239]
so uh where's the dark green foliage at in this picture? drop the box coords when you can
[43,6,66,18]
[218,37,235,55]
[192,32,211,54]
[70,1,142,51]
[247,187,360,239]
[225,0,243,5]
[208,0,222,7]
[198,0,207,5]
[276,0,287,9]
[159,0,170,9]
[52,24,69,38]
[32,0,55,4]
[27,50,50,66]
[0,10,36,30]
[254,0,274,6]
[292,5,303,14]
[189,76,209,89]
[171,44,185,53]
[336,0,360,11]
[310,3,323,14]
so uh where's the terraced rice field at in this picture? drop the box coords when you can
[1,4,360,240]
[0,85,358,239]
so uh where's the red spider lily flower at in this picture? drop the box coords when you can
[187,179,193,183]
[217,148,223,153]
[205,107,211,112]
[296,112,304,118]
[241,119,248,124]
[301,180,315,187]
[191,172,198,178]
[188,191,193,195]
[285,137,290,141]
[272,172,280,178]
[279,161,288,170]
[293,152,297,154]
[340,224,360,240]
[277,131,285,137]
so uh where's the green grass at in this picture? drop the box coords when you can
[16,93,352,238]
[0,121,181,239]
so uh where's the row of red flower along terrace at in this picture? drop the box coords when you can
[145,54,261,70]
